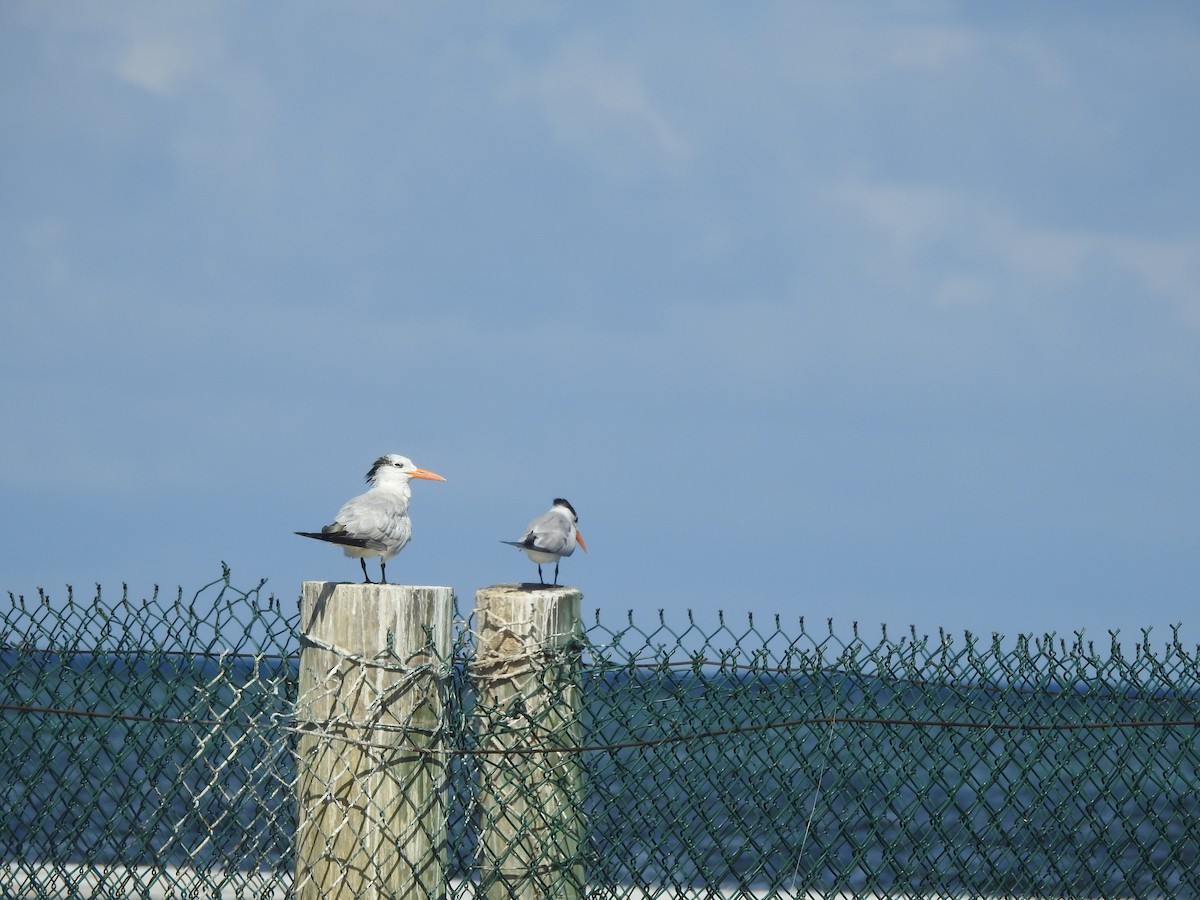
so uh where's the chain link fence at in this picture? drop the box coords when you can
[2,571,296,899]
[2,570,1198,898]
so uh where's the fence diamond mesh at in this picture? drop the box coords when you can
[2,571,1198,899]
[2,571,295,899]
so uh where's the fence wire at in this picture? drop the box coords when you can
[2,571,1199,899]
[1,570,295,899]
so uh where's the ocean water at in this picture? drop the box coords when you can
[1,651,1197,898]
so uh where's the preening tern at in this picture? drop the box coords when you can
[296,454,446,583]
[502,498,587,585]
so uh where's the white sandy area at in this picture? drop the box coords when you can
[0,864,1125,900]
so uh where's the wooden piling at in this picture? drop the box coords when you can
[294,582,454,900]
[472,583,587,900]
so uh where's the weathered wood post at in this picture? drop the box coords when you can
[471,584,587,900]
[295,582,454,900]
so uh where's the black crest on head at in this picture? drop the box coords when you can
[366,456,393,483]
[553,498,578,520]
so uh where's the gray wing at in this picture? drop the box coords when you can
[519,510,576,556]
[328,490,413,554]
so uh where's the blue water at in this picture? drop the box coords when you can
[2,650,1197,897]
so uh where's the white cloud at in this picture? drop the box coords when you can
[114,32,212,95]
[983,219,1097,284]
[986,224,1200,332]
[770,8,980,86]
[1109,237,1200,328]
[502,37,689,172]
[882,23,979,72]
[22,1,225,94]
[832,180,958,254]
[833,177,1200,331]
[932,274,990,309]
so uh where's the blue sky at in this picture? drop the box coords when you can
[3,2,1198,645]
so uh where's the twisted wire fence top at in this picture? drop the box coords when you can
[3,566,293,658]
[2,570,1199,899]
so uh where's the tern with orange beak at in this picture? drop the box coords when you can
[296,453,446,583]
[502,498,587,585]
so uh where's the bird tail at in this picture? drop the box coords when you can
[296,531,387,551]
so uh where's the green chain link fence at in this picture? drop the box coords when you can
[2,570,1198,898]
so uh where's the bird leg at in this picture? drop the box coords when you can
[553,562,560,585]
[380,560,388,584]
[360,559,374,584]
[537,564,545,584]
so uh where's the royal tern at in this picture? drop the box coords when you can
[501,498,587,585]
[296,454,446,584]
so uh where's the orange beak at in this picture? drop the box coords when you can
[409,468,447,482]
[575,529,588,552]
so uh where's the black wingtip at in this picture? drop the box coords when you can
[297,531,382,550]
[502,539,545,551]
[502,538,557,553]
